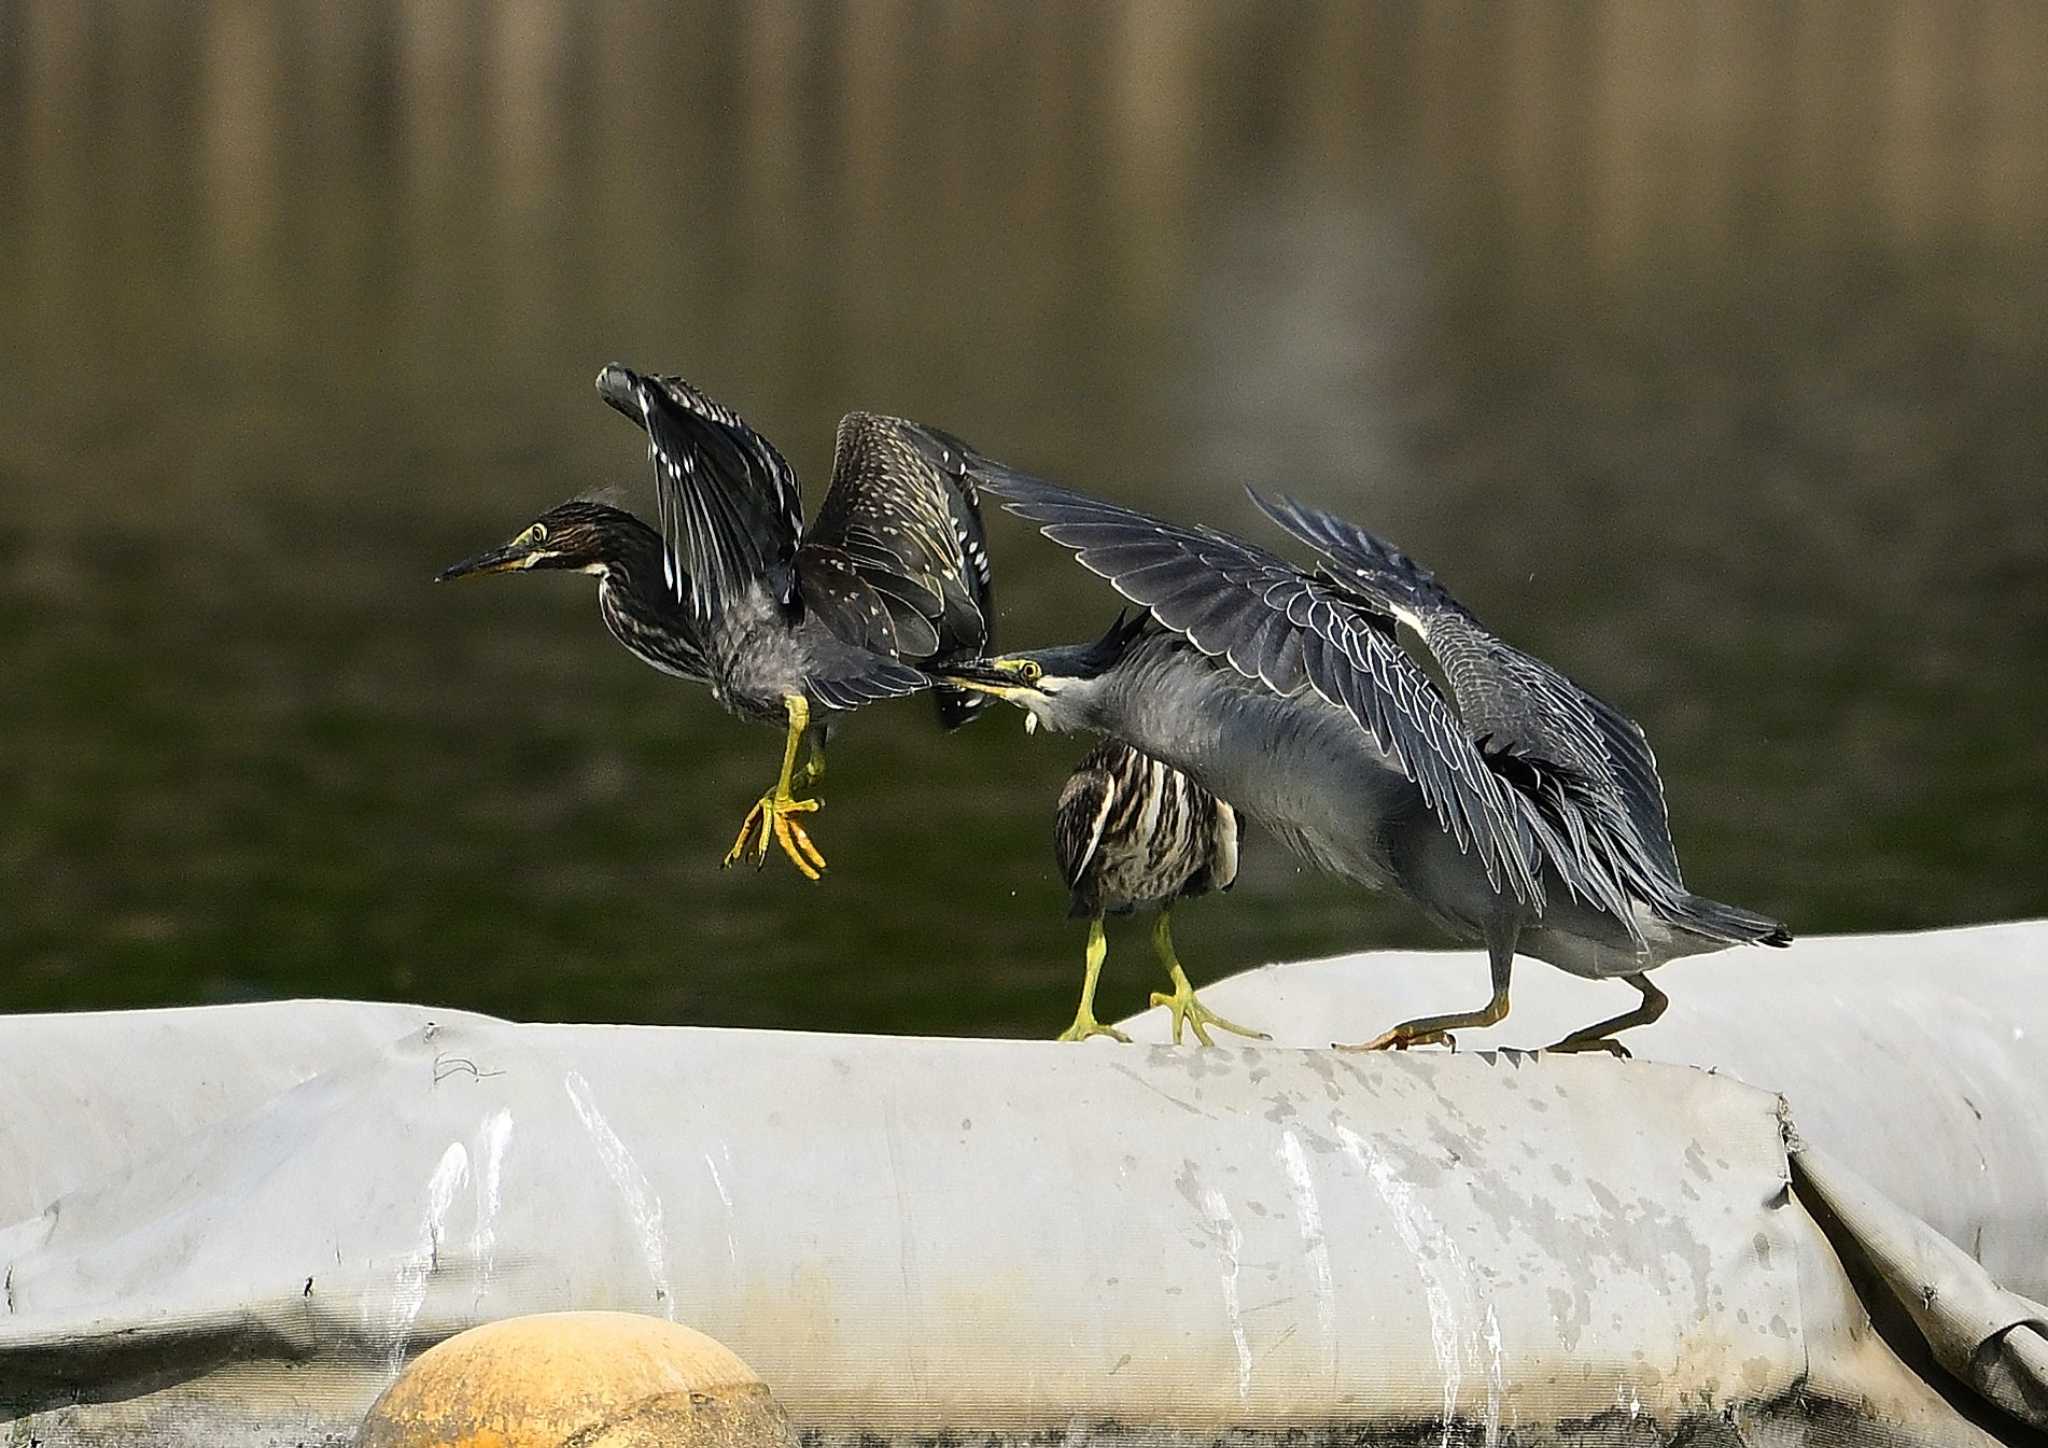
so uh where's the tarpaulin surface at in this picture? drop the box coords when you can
[1120,920,2048,1303]
[1,923,2041,1446]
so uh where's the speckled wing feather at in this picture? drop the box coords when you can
[597,366,804,632]
[931,432,997,728]
[800,414,994,727]
[1248,490,1692,935]
[802,653,931,713]
[935,453,1546,908]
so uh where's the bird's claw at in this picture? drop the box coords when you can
[1334,1026,1457,1053]
[1148,987,1268,1047]
[1545,1035,1631,1059]
[724,790,826,880]
[1056,1012,1131,1045]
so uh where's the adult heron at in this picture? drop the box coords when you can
[928,445,1788,1054]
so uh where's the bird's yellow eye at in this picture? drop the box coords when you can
[528,522,549,545]
[1018,660,1043,684]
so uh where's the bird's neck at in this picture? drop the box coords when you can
[596,521,681,621]
[592,524,710,680]
[1087,639,1261,787]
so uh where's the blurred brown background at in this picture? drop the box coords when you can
[2,1,2043,1033]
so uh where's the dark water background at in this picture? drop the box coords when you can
[3,2,2044,1034]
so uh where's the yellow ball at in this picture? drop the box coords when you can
[355,1311,794,1448]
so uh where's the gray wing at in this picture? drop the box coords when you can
[1250,490,1689,933]
[935,450,1546,907]
[597,365,805,632]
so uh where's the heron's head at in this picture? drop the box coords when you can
[939,610,1147,735]
[437,500,653,583]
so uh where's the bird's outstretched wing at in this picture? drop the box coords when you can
[597,365,805,632]
[799,414,995,728]
[934,450,1547,908]
[1249,491,1688,931]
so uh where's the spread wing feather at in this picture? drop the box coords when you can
[1249,490,1692,935]
[597,379,994,724]
[947,461,1546,907]
[792,544,903,657]
[803,414,995,728]
[597,366,804,632]
[804,654,930,712]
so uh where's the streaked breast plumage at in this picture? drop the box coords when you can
[1056,738,1239,921]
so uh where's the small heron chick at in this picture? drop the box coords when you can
[1053,733,1268,1046]
[923,439,1791,1058]
[440,366,994,879]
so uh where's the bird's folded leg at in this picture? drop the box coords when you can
[1146,910,1268,1046]
[724,695,827,880]
[1541,973,1666,1059]
[790,723,826,792]
[1337,939,1513,1052]
[1058,920,1131,1044]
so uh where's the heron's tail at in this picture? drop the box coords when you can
[1671,892,1792,947]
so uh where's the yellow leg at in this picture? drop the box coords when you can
[1337,940,1513,1052]
[724,695,827,880]
[1544,974,1667,1059]
[1147,909,1268,1046]
[1058,919,1130,1043]
[795,729,826,790]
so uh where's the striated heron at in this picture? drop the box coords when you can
[1051,722,1268,1046]
[439,366,994,879]
[925,445,1790,1056]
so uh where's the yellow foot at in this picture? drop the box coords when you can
[1057,1011,1131,1045]
[1148,985,1269,1047]
[1545,1035,1631,1059]
[1334,1025,1457,1053]
[723,790,826,880]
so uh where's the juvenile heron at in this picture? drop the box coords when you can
[928,450,1790,1056]
[439,366,993,879]
[1052,727,1267,1046]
